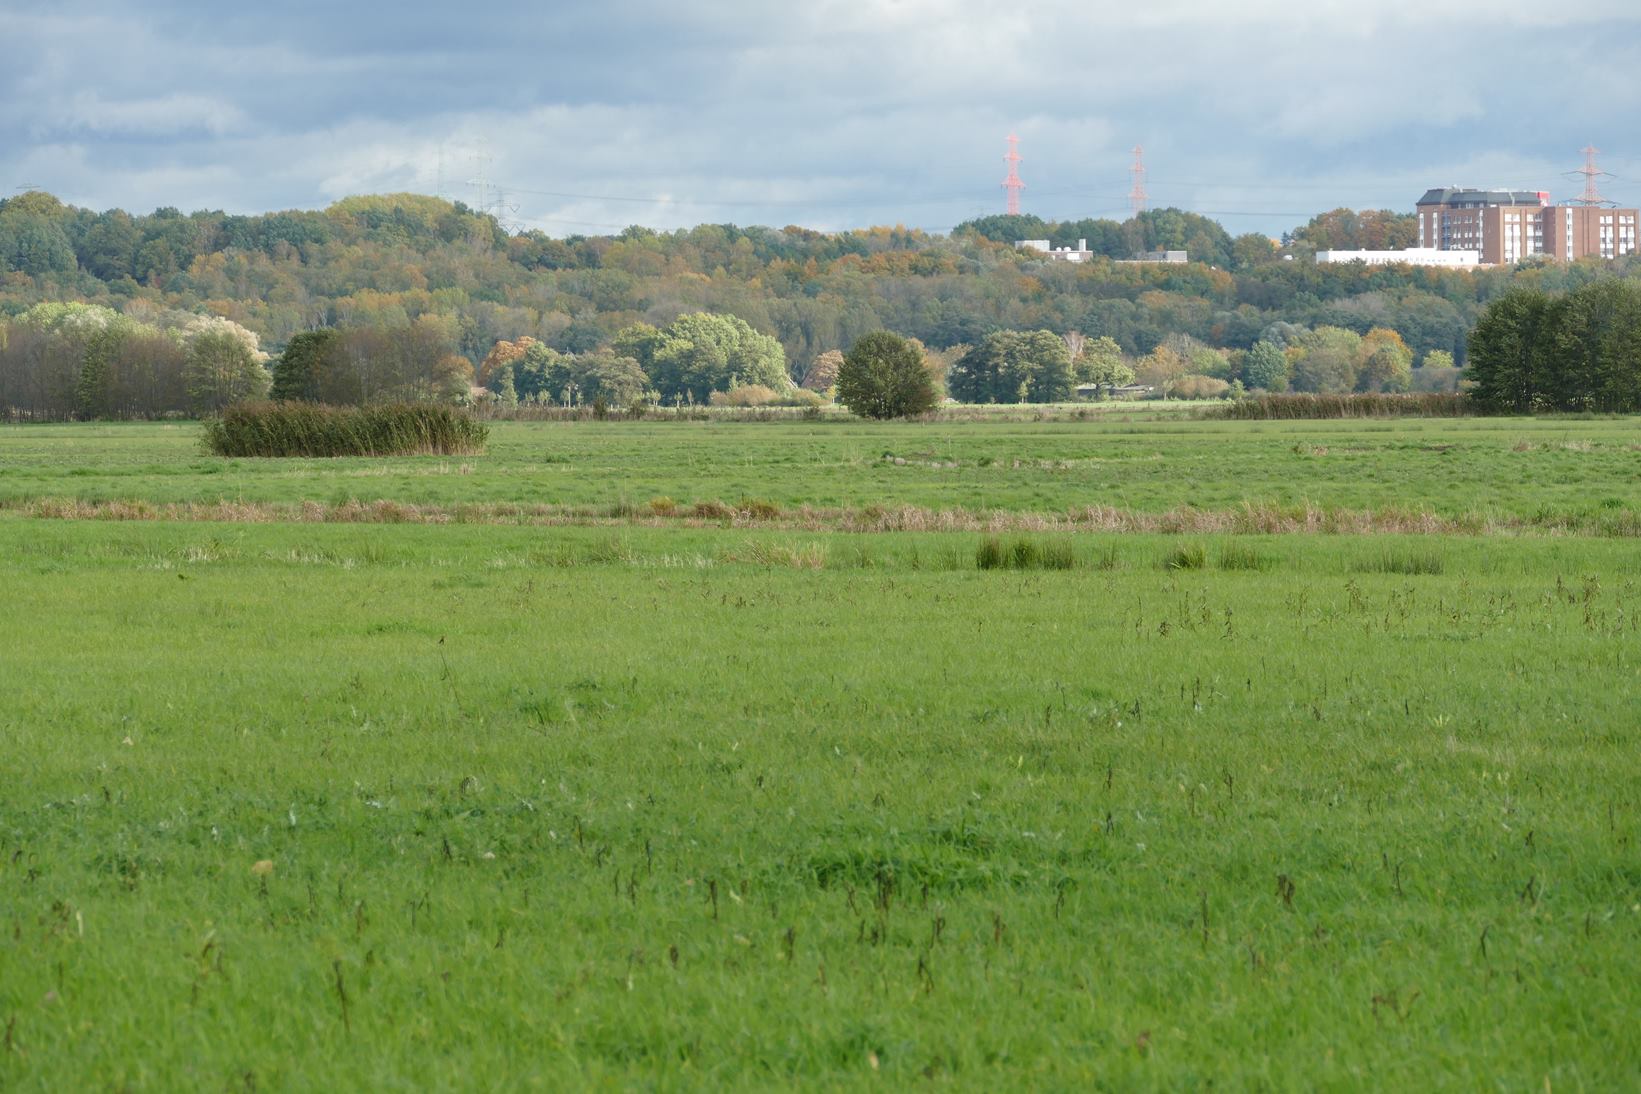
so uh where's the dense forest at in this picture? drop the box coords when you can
[2,188,1637,418]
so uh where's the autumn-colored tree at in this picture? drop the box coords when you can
[1292,208,1418,251]
[1135,344,1189,394]
[1355,328,1414,392]
[802,349,843,392]
[478,336,538,385]
[0,188,1595,421]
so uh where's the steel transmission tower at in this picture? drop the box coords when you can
[467,141,493,216]
[1128,145,1148,217]
[1571,145,1614,207]
[1002,134,1024,215]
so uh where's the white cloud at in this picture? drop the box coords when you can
[40,93,250,138]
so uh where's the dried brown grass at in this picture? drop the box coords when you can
[8,496,1637,537]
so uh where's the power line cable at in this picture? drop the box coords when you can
[497,183,1023,209]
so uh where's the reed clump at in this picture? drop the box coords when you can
[1205,393,1474,421]
[202,402,488,457]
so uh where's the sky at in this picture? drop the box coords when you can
[4,0,1641,239]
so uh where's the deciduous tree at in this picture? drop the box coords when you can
[1074,335,1134,396]
[185,319,271,414]
[802,349,843,392]
[835,330,938,419]
[949,330,1074,403]
[1466,289,1558,412]
[272,329,341,402]
[1241,340,1288,392]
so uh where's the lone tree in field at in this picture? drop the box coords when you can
[836,331,939,420]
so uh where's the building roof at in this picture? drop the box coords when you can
[1417,188,1548,208]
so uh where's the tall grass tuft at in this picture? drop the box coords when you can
[1205,393,1474,421]
[976,535,1077,571]
[1357,549,1446,575]
[1163,542,1208,571]
[1216,541,1274,571]
[203,402,488,458]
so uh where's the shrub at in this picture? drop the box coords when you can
[711,384,781,408]
[738,497,781,520]
[691,499,734,520]
[1171,374,1231,400]
[202,402,487,457]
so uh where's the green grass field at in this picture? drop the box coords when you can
[2,420,1639,1088]
[2,417,1639,522]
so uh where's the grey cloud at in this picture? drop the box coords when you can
[2,1,1638,235]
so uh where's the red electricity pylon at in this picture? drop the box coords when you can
[1128,145,1148,217]
[1002,134,1024,216]
[1571,145,1614,206]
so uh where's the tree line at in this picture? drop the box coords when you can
[4,188,1640,418]
[0,303,270,420]
[1467,280,1641,412]
[7,190,1623,370]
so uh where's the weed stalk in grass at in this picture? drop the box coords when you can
[333,960,351,1034]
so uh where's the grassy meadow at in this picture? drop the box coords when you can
[1,418,1639,1088]
[1,416,1638,522]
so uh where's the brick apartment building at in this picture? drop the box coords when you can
[1416,188,1639,264]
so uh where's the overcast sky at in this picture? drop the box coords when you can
[4,0,1640,238]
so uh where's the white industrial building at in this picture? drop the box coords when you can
[1015,240,1190,265]
[1015,239,1095,263]
[1315,247,1481,268]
